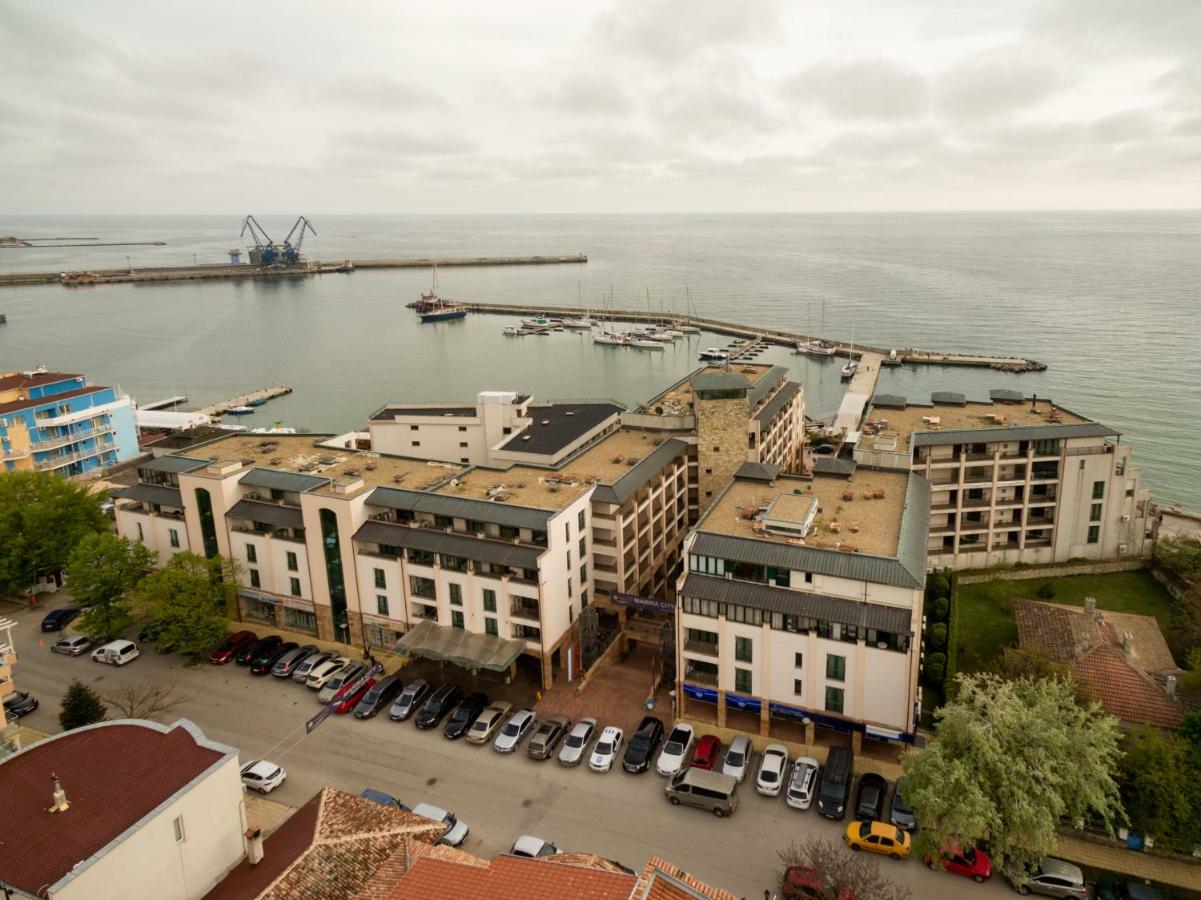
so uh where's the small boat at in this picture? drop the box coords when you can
[796,339,836,357]
[502,325,524,336]
[677,323,701,334]
[247,398,268,407]
[225,405,255,415]
[415,265,467,322]
[561,318,595,329]
[698,347,728,361]
[840,324,858,378]
[522,316,561,328]
[593,332,627,346]
[627,338,664,350]
[657,328,685,339]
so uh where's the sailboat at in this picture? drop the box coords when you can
[677,288,702,333]
[840,326,859,379]
[562,283,596,329]
[416,264,466,322]
[796,300,836,356]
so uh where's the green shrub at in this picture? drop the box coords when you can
[925,653,947,684]
[928,623,948,651]
[927,572,951,600]
[927,595,949,622]
[1036,582,1055,600]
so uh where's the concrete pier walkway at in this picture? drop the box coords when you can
[198,385,292,417]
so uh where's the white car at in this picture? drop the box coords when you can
[511,835,560,858]
[557,717,597,766]
[721,734,753,783]
[785,756,820,810]
[493,709,536,753]
[53,634,93,656]
[655,723,695,776]
[588,726,624,772]
[240,759,286,794]
[756,743,789,796]
[305,656,349,689]
[90,639,139,666]
[411,802,469,847]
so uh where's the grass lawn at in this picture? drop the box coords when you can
[954,570,1175,674]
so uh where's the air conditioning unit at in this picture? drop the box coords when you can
[1117,544,1128,555]
[1120,514,1130,522]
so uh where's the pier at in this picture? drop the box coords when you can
[197,385,292,417]
[139,395,188,411]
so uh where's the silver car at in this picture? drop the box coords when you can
[316,662,365,702]
[411,802,469,847]
[466,701,512,743]
[53,634,93,656]
[493,709,536,753]
[721,734,753,783]
[558,717,597,766]
[292,650,336,683]
[271,644,319,677]
[1007,858,1087,898]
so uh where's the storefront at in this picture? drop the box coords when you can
[360,615,403,651]
[237,589,318,635]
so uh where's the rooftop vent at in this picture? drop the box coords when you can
[48,773,70,814]
[541,419,551,425]
[565,410,575,416]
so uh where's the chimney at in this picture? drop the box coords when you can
[245,826,264,865]
[1165,675,1177,698]
[48,773,70,813]
[1122,631,1133,654]
[1083,596,1096,614]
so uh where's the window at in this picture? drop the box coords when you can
[735,668,752,693]
[249,568,261,588]
[284,607,317,632]
[578,509,586,530]
[826,654,846,681]
[286,551,298,571]
[1087,524,1100,544]
[565,522,571,541]
[1034,438,1059,456]
[767,566,790,587]
[580,589,588,608]
[566,549,571,568]
[503,426,512,435]
[485,617,498,636]
[451,610,464,629]
[794,679,804,696]
[290,577,301,596]
[794,652,804,668]
[449,583,462,606]
[1092,480,1105,500]
[482,589,496,612]
[411,441,420,447]
[579,564,587,583]
[804,571,813,584]
[735,636,753,663]
[410,425,419,431]
[1090,502,1103,522]
[459,442,468,448]
[169,528,180,548]
[373,568,386,589]
[409,575,436,598]
[173,815,186,843]
[136,522,144,541]
[377,595,389,615]
[458,426,467,432]
[825,686,845,714]
[246,543,257,563]
[578,536,587,557]
[460,458,469,463]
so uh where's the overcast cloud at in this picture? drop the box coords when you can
[1,0,1198,212]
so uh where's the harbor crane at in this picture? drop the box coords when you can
[240,215,282,266]
[281,216,317,266]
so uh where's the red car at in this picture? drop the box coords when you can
[334,678,377,715]
[209,631,258,665]
[690,734,721,769]
[782,866,855,899]
[927,847,992,883]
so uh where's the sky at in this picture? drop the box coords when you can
[2,0,1199,213]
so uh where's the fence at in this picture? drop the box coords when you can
[956,558,1146,585]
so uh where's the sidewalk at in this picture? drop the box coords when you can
[1056,833,1201,892]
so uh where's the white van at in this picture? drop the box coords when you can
[91,640,140,666]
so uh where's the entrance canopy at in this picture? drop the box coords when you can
[395,620,527,673]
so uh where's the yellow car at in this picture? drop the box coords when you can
[843,820,912,859]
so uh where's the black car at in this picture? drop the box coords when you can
[1094,883,1162,900]
[236,635,282,666]
[138,621,177,654]
[3,690,39,719]
[40,608,81,632]
[443,692,489,739]
[389,679,431,722]
[250,641,298,675]
[354,674,404,719]
[414,683,463,729]
[854,772,888,821]
[621,715,665,774]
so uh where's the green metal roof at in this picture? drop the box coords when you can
[733,461,781,482]
[910,422,1118,447]
[689,370,750,393]
[871,394,907,409]
[114,483,184,507]
[747,365,790,409]
[989,388,1024,402]
[590,438,689,505]
[753,380,801,424]
[227,499,304,530]
[238,467,330,493]
[354,520,545,569]
[140,455,209,474]
[367,487,554,531]
[812,457,856,477]
[930,391,966,406]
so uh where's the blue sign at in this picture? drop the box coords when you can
[612,592,675,614]
[768,701,809,721]
[727,695,761,714]
[684,684,718,703]
[305,704,335,734]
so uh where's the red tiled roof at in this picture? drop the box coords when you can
[0,720,228,896]
[0,370,81,393]
[632,857,741,900]
[0,384,110,415]
[1076,646,1183,729]
[204,792,323,900]
[388,853,638,899]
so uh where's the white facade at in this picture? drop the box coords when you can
[367,392,529,466]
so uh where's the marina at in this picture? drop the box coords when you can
[196,385,293,418]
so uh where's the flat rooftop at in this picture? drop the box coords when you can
[700,470,911,558]
[646,363,775,416]
[184,434,463,494]
[861,398,1092,454]
[369,404,478,421]
[558,428,674,485]
[497,401,621,456]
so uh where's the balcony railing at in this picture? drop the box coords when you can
[684,666,718,687]
[683,639,718,658]
[33,423,116,453]
[510,601,541,621]
[35,443,115,471]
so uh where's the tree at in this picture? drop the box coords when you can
[901,672,1124,870]
[1118,727,1201,849]
[59,678,107,730]
[0,471,107,597]
[137,552,230,658]
[927,623,948,651]
[777,836,911,900]
[68,533,156,641]
[1178,648,1201,701]
[924,653,946,683]
[927,595,949,622]
[1180,712,1201,765]
[926,572,951,601]
[102,683,188,721]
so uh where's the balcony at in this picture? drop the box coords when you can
[684,664,718,687]
[594,560,617,575]
[510,599,541,622]
[33,423,116,453]
[35,442,115,471]
[683,639,718,658]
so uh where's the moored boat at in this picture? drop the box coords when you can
[698,347,728,361]
[795,339,836,357]
[225,405,255,415]
[840,359,859,379]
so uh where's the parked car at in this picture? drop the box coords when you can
[843,820,911,859]
[665,767,739,817]
[334,677,376,714]
[317,662,367,704]
[53,634,92,656]
[756,743,789,796]
[493,709,536,752]
[411,802,468,847]
[527,714,570,759]
[271,643,319,677]
[786,757,820,810]
[690,734,721,770]
[240,759,286,794]
[817,746,854,820]
[557,717,597,766]
[210,630,257,665]
[292,650,336,683]
[621,715,664,773]
[40,607,81,632]
[360,788,410,812]
[306,655,351,689]
[855,773,888,821]
[589,726,624,772]
[251,641,298,675]
[782,865,855,900]
[444,692,490,740]
[354,674,404,719]
[721,734,753,783]
[511,835,559,858]
[655,724,695,776]
[889,776,916,831]
[390,679,432,722]
[465,700,512,742]
[138,621,174,653]
[414,683,464,729]
[91,639,139,666]
[927,847,992,883]
[1003,858,1087,898]
[3,691,38,719]
[1093,883,1162,900]
[237,635,282,666]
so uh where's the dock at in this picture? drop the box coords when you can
[835,352,885,432]
[140,395,188,411]
[198,385,292,417]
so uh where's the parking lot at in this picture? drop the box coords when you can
[7,601,1013,899]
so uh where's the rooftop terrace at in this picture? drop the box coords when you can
[861,398,1093,455]
[699,469,912,558]
[645,363,776,416]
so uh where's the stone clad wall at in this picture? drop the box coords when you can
[955,558,1145,585]
[695,396,750,513]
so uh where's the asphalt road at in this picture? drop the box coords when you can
[8,604,1012,899]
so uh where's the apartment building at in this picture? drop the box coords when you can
[0,368,138,476]
[853,390,1152,569]
[676,465,929,746]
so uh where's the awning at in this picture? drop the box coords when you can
[114,483,184,507]
[228,499,305,530]
[395,619,527,673]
